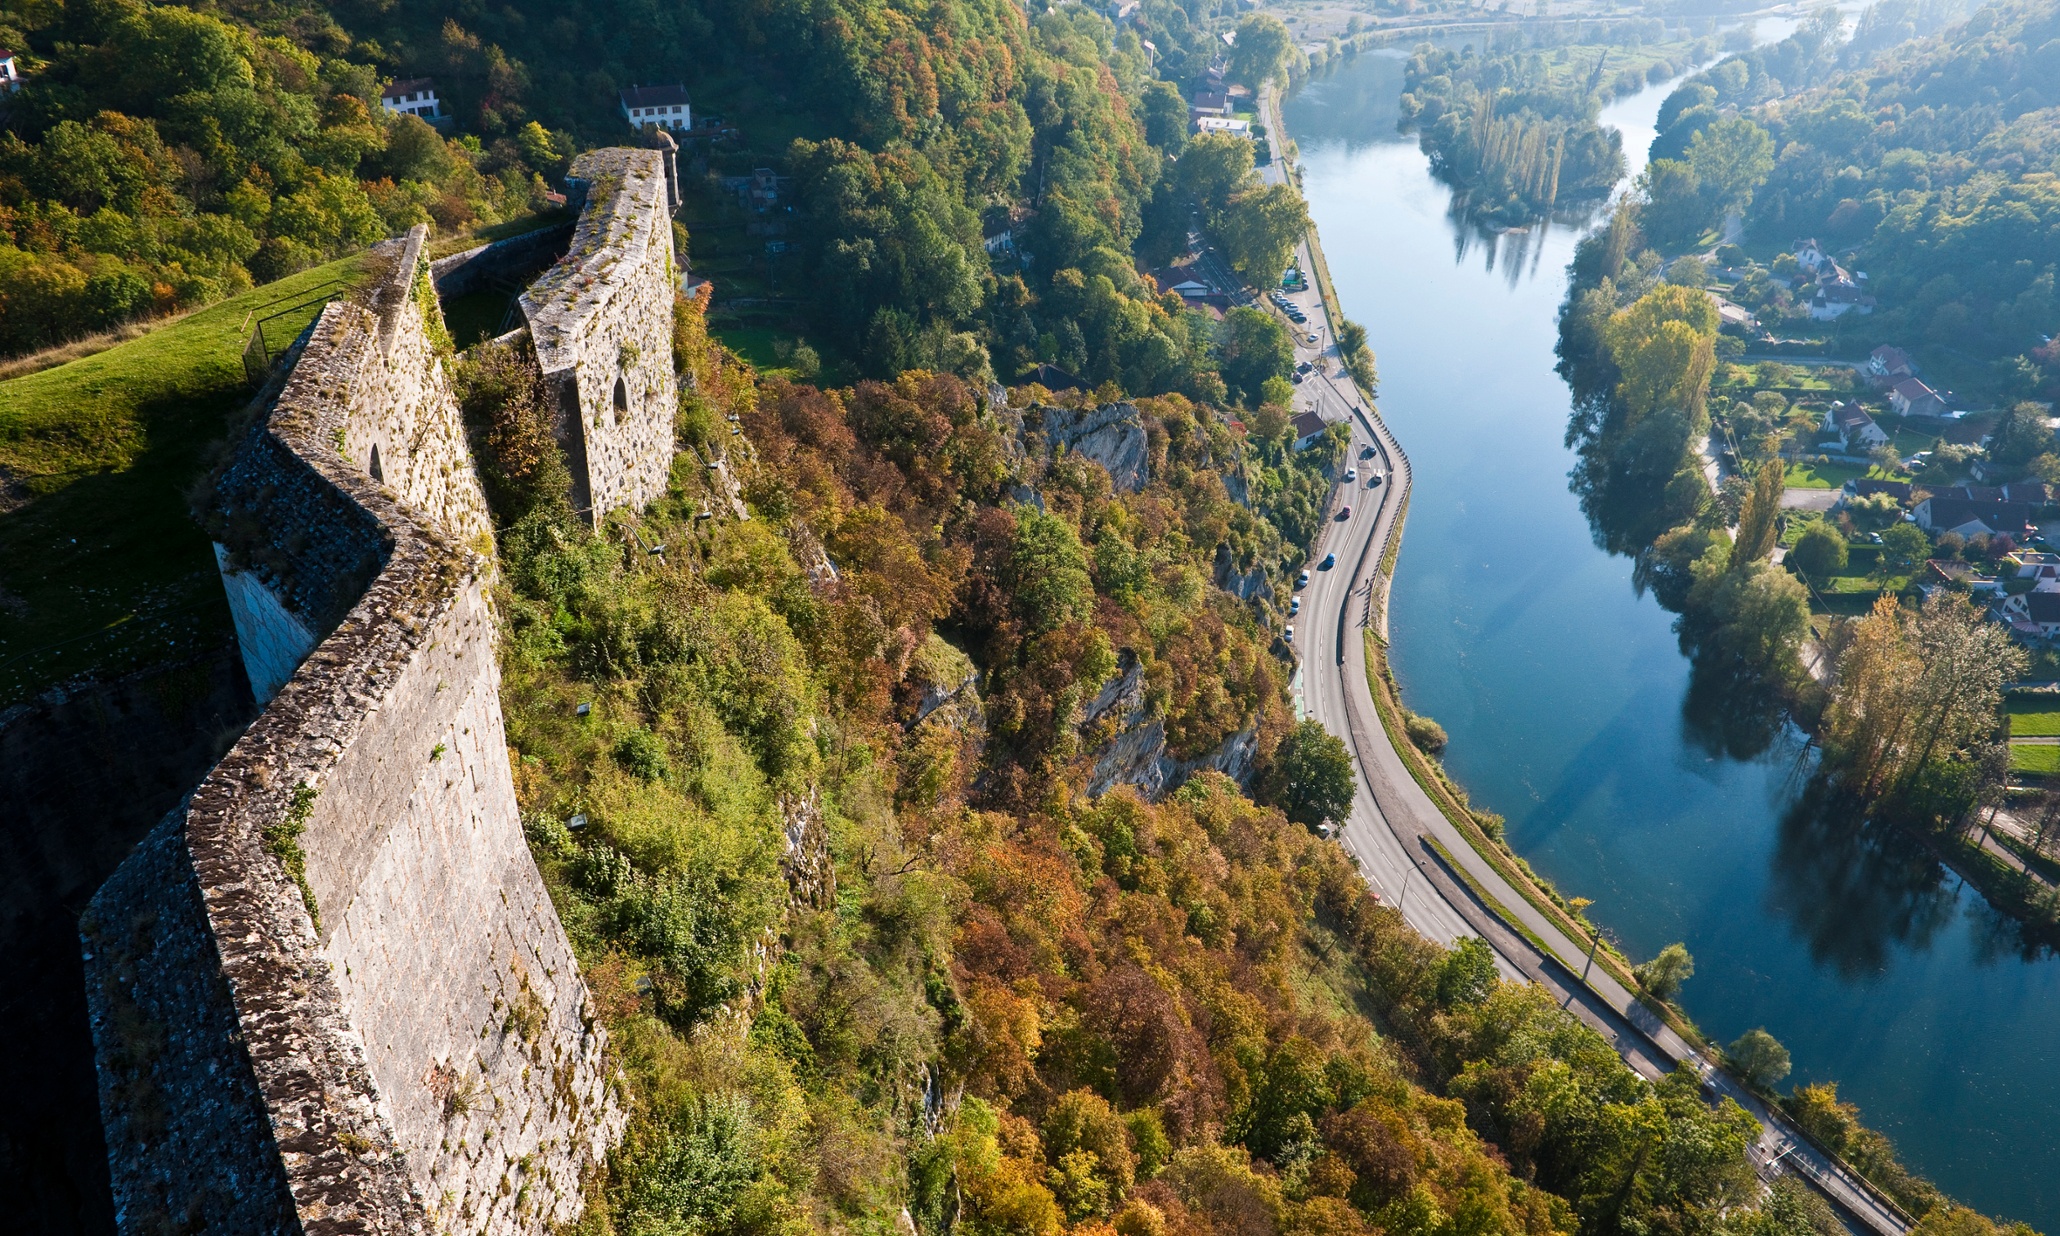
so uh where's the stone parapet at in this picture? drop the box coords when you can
[86,227,623,1235]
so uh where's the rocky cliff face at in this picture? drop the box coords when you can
[1080,653,1258,801]
[1025,401,1150,493]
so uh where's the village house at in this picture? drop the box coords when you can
[1150,266,1216,300]
[1868,345,1918,381]
[1921,558,2002,598]
[1190,87,1230,118]
[1930,483,2051,505]
[620,84,691,132]
[718,167,784,213]
[1891,378,1955,418]
[1708,292,1757,330]
[1794,238,1832,274]
[1809,277,1875,320]
[2006,551,2060,588]
[1196,115,1252,138]
[1290,410,1330,451]
[0,50,22,93]
[380,77,443,121]
[1028,363,1085,393]
[1914,496,2034,538]
[1999,590,2060,639]
[1824,401,1890,451]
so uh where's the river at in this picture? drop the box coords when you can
[1286,48,2060,1228]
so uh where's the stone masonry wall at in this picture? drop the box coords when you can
[521,147,679,523]
[85,223,625,1236]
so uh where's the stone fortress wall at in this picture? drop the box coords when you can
[81,146,684,1234]
[521,147,681,524]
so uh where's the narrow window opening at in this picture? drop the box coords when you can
[369,443,384,484]
[612,376,629,426]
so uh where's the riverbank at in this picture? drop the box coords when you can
[1277,48,2035,1227]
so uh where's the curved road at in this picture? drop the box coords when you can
[1259,85,1911,1236]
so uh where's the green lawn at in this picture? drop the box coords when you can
[0,256,370,703]
[2010,743,2060,775]
[1783,459,1866,489]
[2008,700,2060,737]
[1782,458,1908,489]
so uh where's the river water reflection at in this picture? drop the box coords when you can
[1286,50,2060,1227]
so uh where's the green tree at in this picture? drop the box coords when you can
[1008,511,1095,631]
[1694,560,1811,673]
[1790,522,1849,578]
[1434,936,1498,1009]
[1685,117,1776,216]
[1179,132,1257,217]
[1271,719,1355,828]
[1638,158,1710,249]
[1217,182,1309,284]
[1139,81,1189,155]
[1730,462,1785,571]
[1606,284,1720,426]
[1634,942,1695,1000]
[1879,523,1932,574]
[1230,14,1295,87]
[1725,1028,1792,1090]
[1219,306,1293,406]
[1987,401,2054,466]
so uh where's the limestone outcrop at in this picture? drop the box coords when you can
[1028,401,1150,493]
[1082,653,1259,801]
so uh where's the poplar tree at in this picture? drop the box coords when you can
[1728,461,1783,571]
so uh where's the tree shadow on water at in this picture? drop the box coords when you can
[1680,652,1794,765]
[1766,778,1960,981]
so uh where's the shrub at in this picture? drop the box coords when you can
[1404,712,1448,755]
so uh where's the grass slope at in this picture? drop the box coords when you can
[0,257,369,704]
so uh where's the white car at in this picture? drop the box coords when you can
[1297,569,1311,588]
[1289,597,1301,615]
[1284,625,1295,643]
[1345,467,1357,482]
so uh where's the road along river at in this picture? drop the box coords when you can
[1283,46,2060,1230]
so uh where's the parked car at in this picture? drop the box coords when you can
[1298,568,1311,587]
[1320,552,1336,570]
[1284,625,1295,643]
[1289,596,1301,615]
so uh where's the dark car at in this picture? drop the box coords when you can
[1369,474,1383,487]
[1360,445,1376,460]
[1336,504,1352,520]
[1320,552,1337,570]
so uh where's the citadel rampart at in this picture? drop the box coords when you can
[83,148,682,1234]
[521,147,682,524]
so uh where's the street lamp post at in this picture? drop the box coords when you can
[1570,897,1602,982]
